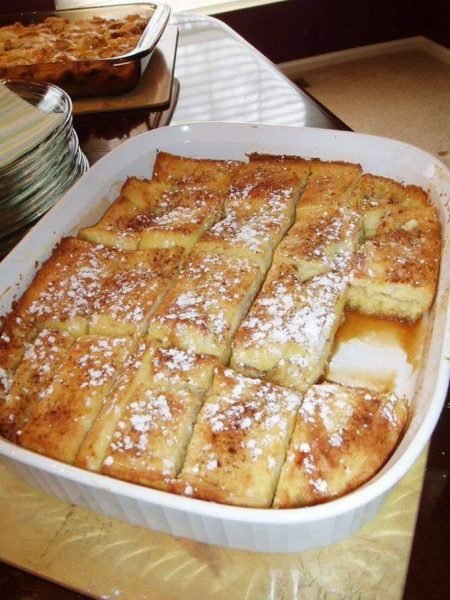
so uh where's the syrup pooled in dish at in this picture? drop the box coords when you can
[0,151,441,508]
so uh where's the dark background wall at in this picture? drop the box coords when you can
[218,0,449,63]
[419,0,450,48]
[2,0,449,62]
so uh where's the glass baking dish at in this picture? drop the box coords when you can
[0,2,170,98]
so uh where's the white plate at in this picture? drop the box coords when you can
[1,122,449,553]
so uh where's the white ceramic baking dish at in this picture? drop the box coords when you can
[0,122,449,553]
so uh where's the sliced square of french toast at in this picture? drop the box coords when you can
[375,204,440,237]
[231,264,348,392]
[296,159,362,214]
[137,203,221,252]
[177,367,302,507]
[274,206,363,280]
[194,210,284,272]
[75,340,154,471]
[80,178,187,248]
[193,160,304,272]
[0,237,185,346]
[273,382,408,508]
[89,246,185,336]
[348,174,431,237]
[76,343,218,486]
[80,180,224,251]
[247,152,311,187]
[148,345,219,392]
[226,161,303,213]
[148,251,264,361]
[152,151,241,191]
[17,335,134,464]
[346,190,441,320]
[0,329,75,442]
[80,193,150,250]
[101,386,204,489]
[347,227,441,321]
[0,237,120,372]
[119,177,177,210]
[195,192,298,272]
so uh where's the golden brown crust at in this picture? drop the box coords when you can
[297,160,362,210]
[231,264,348,391]
[247,152,313,191]
[75,342,219,474]
[0,15,147,67]
[81,178,225,251]
[196,165,300,271]
[0,329,75,442]
[101,386,204,487]
[349,173,430,213]
[88,246,185,336]
[228,161,303,203]
[274,206,363,280]
[0,238,186,358]
[148,250,264,361]
[152,151,241,191]
[348,204,441,320]
[17,335,134,464]
[178,367,302,508]
[274,382,409,507]
[0,237,108,372]
[120,177,175,211]
[74,340,153,471]
[77,343,218,485]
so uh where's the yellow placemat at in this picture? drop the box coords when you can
[0,451,426,599]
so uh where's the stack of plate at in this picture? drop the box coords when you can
[0,80,88,257]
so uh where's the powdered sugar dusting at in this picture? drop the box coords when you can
[0,367,12,394]
[380,393,401,426]
[201,369,301,459]
[299,383,355,447]
[235,270,347,355]
[107,385,195,476]
[151,252,258,345]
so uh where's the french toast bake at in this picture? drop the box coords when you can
[0,15,147,66]
[0,150,441,509]
[0,13,158,96]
